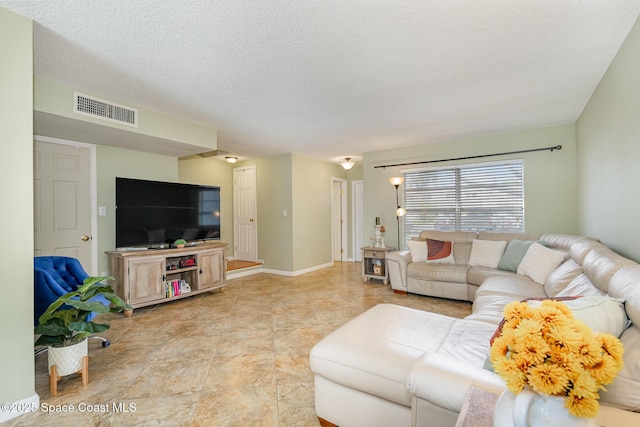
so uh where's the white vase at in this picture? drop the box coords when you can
[48,338,88,377]
[493,389,598,427]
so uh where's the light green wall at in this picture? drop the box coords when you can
[34,77,217,150]
[177,154,295,270]
[576,16,640,261]
[364,124,579,249]
[97,146,178,273]
[255,155,294,271]
[0,7,35,406]
[347,164,364,181]
[178,157,234,257]
[292,154,347,271]
[177,154,348,273]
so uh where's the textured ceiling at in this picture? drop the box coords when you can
[3,1,640,164]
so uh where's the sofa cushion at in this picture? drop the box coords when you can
[540,234,595,252]
[467,266,522,287]
[556,273,605,298]
[475,275,546,300]
[567,238,608,265]
[517,242,566,284]
[599,325,640,412]
[582,248,636,293]
[544,259,584,297]
[468,293,519,325]
[407,262,468,284]
[468,240,507,268]
[477,231,541,242]
[497,239,549,272]
[418,230,477,243]
[608,265,640,327]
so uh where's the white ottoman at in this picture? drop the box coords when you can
[310,303,495,427]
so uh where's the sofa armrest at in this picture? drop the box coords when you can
[408,352,506,413]
[386,250,412,291]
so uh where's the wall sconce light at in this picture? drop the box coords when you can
[341,157,355,170]
[225,156,238,164]
[389,176,406,247]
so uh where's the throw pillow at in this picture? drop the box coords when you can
[485,295,629,371]
[517,242,566,284]
[406,240,428,263]
[497,239,549,272]
[426,238,454,264]
[468,239,507,268]
[555,296,628,338]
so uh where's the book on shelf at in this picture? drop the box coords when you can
[165,279,191,297]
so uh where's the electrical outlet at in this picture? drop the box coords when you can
[99,206,107,216]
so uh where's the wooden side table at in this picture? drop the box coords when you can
[361,246,395,285]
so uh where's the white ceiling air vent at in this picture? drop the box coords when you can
[73,92,138,127]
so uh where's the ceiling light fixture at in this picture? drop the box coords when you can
[341,157,355,170]
[225,156,238,164]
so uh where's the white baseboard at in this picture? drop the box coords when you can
[226,266,262,279]
[263,261,334,277]
[226,261,335,279]
[0,393,39,423]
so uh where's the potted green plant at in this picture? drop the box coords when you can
[174,238,187,248]
[35,276,131,380]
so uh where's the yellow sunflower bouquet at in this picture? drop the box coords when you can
[490,299,624,418]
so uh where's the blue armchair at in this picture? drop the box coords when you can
[34,256,111,350]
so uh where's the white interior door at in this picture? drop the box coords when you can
[34,138,95,272]
[233,165,257,262]
[352,180,364,261]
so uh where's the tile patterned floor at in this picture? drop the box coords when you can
[7,262,471,426]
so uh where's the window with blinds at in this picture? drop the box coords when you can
[403,160,524,240]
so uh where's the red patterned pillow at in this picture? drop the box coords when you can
[426,238,454,263]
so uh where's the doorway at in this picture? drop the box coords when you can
[34,136,97,273]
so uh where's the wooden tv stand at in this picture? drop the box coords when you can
[106,242,228,309]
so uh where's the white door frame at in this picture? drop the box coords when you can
[352,180,364,261]
[331,177,348,262]
[34,135,98,274]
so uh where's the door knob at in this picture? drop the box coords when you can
[249,218,255,222]
[81,235,91,241]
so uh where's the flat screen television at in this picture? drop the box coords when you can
[116,177,221,248]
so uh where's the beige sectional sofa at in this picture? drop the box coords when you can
[309,231,640,427]
[385,230,590,301]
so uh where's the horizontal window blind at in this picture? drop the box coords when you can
[403,160,524,240]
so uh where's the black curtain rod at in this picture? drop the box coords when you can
[374,144,562,169]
